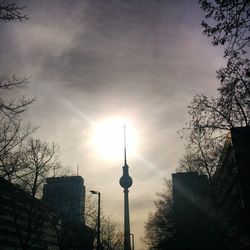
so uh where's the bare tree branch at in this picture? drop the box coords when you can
[0,0,28,21]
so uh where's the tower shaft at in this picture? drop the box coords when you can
[124,188,131,250]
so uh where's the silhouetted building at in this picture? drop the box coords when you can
[212,127,250,250]
[231,127,250,223]
[172,127,250,250]
[172,172,209,250]
[43,176,85,223]
[0,177,60,249]
[42,175,94,250]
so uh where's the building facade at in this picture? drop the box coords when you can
[0,177,60,250]
[172,127,250,250]
[43,176,85,223]
[172,172,209,250]
[211,127,250,250]
[42,176,94,250]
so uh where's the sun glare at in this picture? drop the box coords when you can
[90,117,138,161]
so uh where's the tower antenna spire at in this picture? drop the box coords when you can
[124,125,127,166]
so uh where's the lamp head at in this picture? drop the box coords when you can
[90,190,98,194]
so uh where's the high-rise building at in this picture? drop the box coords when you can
[172,172,209,250]
[212,126,250,250]
[43,176,85,223]
[172,127,250,250]
[43,176,95,250]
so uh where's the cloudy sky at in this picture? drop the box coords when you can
[0,0,225,248]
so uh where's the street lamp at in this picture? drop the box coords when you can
[90,190,101,250]
[130,233,135,250]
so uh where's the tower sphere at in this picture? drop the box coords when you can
[119,165,133,189]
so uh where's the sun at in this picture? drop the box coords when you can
[89,117,138,161]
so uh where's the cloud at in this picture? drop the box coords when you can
[0,0,226,248]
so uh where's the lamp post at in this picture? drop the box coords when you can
[90,190,101,250]
[130,233,135,250]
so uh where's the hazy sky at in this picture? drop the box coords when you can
[0,0,225,248]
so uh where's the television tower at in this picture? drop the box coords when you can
[119,125,133,250]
